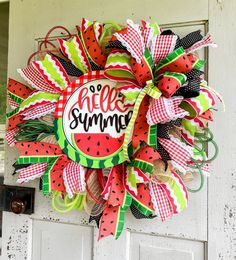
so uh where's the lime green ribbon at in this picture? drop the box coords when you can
[123,81,162,161]
[52,191,85,213]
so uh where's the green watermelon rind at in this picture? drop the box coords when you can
[132,199,153,216]
[154,47,185,73]
[193,59,205,70]
[71,133,123,161]
[16,155,59,164]
[6,107,20,118]
[163,72,187,86]
[148,125,157,149]
[122,192,132,209]
[42,157,58,196]
[143,48,153,78]
[8,92,24,105]
[131,159,153,174]
[115,193,132,239]
[55,118,126,169]
[78,30,102,69]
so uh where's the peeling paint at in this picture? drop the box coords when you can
[217,0,224,10]
[6,220,29,260]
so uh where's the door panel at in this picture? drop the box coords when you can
[130,232,205,260]
[2,0,211,259]
[32,220,93,260]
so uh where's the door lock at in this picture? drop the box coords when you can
[0,185,35,215]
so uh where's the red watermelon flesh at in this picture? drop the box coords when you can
[50,155,69,192]
[199,109,213,121]
[157,75,181,98]
[16,142,63,157]
[130,56,152,87]
[132,183,154,211]
[133,146,161,163]
[157,53,193,75]
[73,133,124,158]
[8,114,25,130]
[8,79,32,100]
[187,53,198,66]
[132,96,150,149]
[82,24,107,67]
[98,204,120,240]
[108,165,125,207]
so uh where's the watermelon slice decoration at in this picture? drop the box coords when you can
[8,79,33,104]
[130,48,153,87]
[80,24,106,69]
[73,133,124,160]
[98,192,132,240]
[199,109,213,121]
[43,155,69,195]
[107,165,126,207]
[7,111,25,130]
[16,142,63,164]
[157,72,187,98]
[131,146,161,174]
[187,53,205,70]
[55,71,132,169]
[155,47,193,76]
[131,183,154,216]
[132,95,157,150]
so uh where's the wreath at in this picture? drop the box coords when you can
[5,18,223,240]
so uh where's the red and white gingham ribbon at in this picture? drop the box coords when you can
[16,163,48,183]
[23,103,56,120]
[6,127,19,147]
[63,161,86,199]
[18,64,59,94]
[159,135,193,174]
[151,35,177,65]
[147,96,188,125]
[149,181,173,221]
[114,19,145,63]
[186,34,217,54]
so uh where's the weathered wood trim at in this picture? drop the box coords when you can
[208,0,236,259]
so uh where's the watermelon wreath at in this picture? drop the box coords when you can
[6,18,223,240]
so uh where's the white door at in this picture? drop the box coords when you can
[1,0,235,259]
